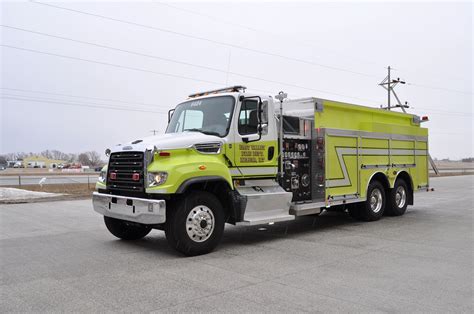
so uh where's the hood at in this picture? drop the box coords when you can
[110,131,223,153]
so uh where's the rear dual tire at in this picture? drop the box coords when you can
[349,178,409,221]
[386,179,409,216]
[348,181,386,221]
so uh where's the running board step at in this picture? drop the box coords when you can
[236,211,295,226]
[235,182,294,226]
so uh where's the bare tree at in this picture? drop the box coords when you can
[67,153,77,163]
[41,150,53,159]
[51,150,69,161]
[87,151,103,167]
[77,153,91,166]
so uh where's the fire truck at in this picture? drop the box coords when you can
[93,86,429,256]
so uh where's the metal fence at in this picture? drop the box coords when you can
[0,175,99,188]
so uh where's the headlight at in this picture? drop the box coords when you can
[98,170,107,183]
[147,172,168,187]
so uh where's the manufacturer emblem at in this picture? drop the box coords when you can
[122,146,133,150]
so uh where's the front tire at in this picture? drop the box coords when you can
[104,216,152,240]
[349,181,386,221]
[386,179,408,216]
[165,191,225,256]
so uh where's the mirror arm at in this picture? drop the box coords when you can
[168,108,175,123]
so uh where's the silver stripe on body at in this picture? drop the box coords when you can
[229,167,278,176]
[325,128,428,142]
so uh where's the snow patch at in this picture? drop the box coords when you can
[0,188,64,201]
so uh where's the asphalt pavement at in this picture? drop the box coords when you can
[1,176,472,312]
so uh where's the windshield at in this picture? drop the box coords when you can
[166,96,235,137]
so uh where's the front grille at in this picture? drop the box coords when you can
[107,151,144,192]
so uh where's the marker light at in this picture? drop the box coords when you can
[159,151,171,157]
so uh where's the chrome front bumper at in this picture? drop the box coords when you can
[92,192,166,224]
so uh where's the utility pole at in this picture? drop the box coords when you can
[379,66,409,113]
[387,66,391,109]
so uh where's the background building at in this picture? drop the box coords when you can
[23,156,66,169]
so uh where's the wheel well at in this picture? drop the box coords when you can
[178,178,235,222]
[395,171,414,205]
[369,172,390,192]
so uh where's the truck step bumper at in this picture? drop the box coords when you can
[92,192,166,225]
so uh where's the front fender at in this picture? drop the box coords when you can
[146,150,233,194]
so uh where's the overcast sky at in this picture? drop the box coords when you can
[1,0,472,159]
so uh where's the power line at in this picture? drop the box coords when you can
[1,95,167,114]
[1,25,225,75]
[1,44,225,86]
[407,83,472,96]
[155,1,385,69]
[30,0,379,79]
[156,3,473,96]
[1,87,159,109]
[1,26,381,104]
[1,92,168,112]
[28,2,473,97]
[410,106,472,116]
[1,43,467,116]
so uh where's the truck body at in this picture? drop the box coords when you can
[93,86,429,255]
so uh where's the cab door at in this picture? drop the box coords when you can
[230,98,278,178]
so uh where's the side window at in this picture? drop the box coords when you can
[238,100,268,135]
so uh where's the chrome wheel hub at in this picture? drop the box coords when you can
[395,186,407,208]
[186,205,215,243]
[370,188,383,213]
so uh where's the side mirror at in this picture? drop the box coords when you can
[240,97,267,143]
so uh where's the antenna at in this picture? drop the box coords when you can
[379,66,409,113]
[150,130,158,135]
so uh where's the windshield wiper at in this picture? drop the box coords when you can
[185,128,221,137]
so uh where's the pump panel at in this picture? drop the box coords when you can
[281,138,312,202]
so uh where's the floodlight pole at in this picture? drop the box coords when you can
[275,91,287,178]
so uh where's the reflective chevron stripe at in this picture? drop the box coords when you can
[326,147,428,188]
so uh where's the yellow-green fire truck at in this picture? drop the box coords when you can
[93,86,429,256]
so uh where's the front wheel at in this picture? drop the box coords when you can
[104,216,152,240]
[165,192,225,256]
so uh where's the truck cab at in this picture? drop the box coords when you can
[93,85,429,256]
